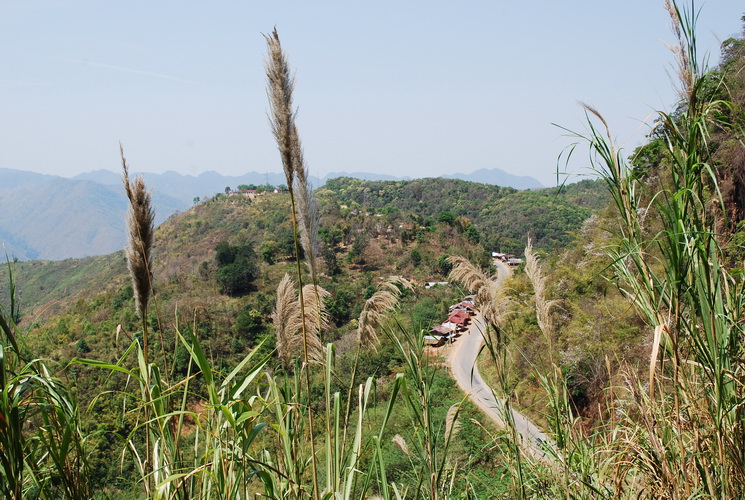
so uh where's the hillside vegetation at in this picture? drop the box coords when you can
[322,177,606,253]
[4,175,603,325]
[2,3,745,499]
[0,166,547,261]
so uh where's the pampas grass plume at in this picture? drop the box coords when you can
[392,434,412,457]
[121,145,155,322]
[272,273,328,364]
[357,277,413,348]
[445,403,461,439]
[264,29,320,281]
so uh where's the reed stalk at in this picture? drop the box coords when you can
[120,144,158,496]
[265,28,322,499]
[533,1,745,496]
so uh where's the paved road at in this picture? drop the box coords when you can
[492,258,511,286]
[449,261,552,459]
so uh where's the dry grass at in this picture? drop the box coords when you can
[446,256,508,331]
[357,276,412,348]
[523,238,559,352]
[272,273,328,364]
[120,145,154,323]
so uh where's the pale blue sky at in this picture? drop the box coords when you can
[0,1,742,186]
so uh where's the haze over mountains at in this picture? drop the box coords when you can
[0,167,543,261]
[74,166,543,205]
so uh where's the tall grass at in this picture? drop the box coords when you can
[264,29,324,497]
[385,325,468,500]
[71,29,454,500]
[0,261,91,499]
[499,1,745,497]
[7,3,741,497]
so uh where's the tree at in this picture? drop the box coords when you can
[259,240,279,264]
[193,196,200,205]
[322,242,341,276]
[410,249,422,266]
[466,225,481,244]
[437,211,456,225]
[215,241,236,267]
[436,253,452,275]
[225,186,231,194]
[214,241,258,295]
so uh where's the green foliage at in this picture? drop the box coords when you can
[259,239,279,264]
[75,338,91,354]
[435,253,453,276]
[326,288,354,326]
[0,265,91,499]
[233,307,266,346]
[629,136,669,178]
[465,224,480,244]
[410,248,422,266]
[214,241,259,295]
[498,6,745,497]
[437,211,456,225]
[112,284,133,310]
[323,176,606,253]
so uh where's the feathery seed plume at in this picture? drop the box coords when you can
[445,403,461,440]
[447,256,508,330]
[121,145,155,322]
[358,277,413,348]
[447,256,489,294]
[294,161,320,281]
[272,274,328,364]
[524,238,559,344]
[273,274,300,364]
[298,283,329,363]
[265,29,320,280]
[265,29,296,189]
[392,434,412,457]
[664,0,693,101]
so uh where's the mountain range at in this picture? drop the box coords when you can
[0,167,543,260]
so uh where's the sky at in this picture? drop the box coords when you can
[0,1,742,187]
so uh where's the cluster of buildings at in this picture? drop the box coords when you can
[228,187,288,199]
[492,251,523,267]
[423,295,476,347]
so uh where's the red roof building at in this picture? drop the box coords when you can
[447,310,470,327]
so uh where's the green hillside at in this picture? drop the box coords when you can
[322,177,606,253]
[0,173,604,496]
[3,5,744,499]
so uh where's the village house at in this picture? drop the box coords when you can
[447,310,470,329]
[229,189,259,199]
[449,301,475,314]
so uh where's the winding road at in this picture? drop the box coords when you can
[448,259,551,459]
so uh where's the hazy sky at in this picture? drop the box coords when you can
[0,1,742,187]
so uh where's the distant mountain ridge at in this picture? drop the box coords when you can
[74,166,543,205]
[442,168,543,189]
[0,169,185,260]
[0,166,543,260]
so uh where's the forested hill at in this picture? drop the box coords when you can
[320,177,607,252]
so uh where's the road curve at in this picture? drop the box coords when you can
[449,277,551,458]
